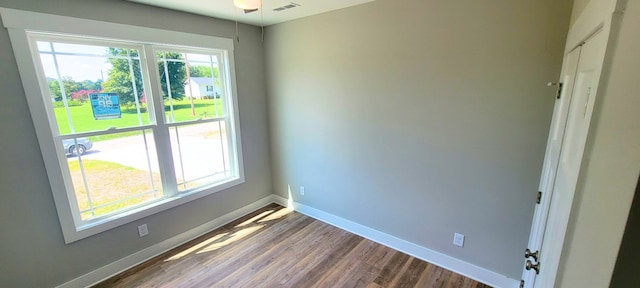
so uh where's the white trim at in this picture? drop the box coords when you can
[56,194,518,288]
[56,195,278,288]
[565,0,622,52]
[0,8,233,50]
[271,195,520,288]
[522,1,626,287]
[0,8,245,243]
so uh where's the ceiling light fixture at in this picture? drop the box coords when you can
[234,0,261,10]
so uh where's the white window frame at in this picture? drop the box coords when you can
[0,8,245,243]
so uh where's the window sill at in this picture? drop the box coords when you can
[70,176,244,243]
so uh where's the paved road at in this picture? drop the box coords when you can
[72,125,230,184]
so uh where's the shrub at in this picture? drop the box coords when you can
[71,89,98,102]
[122,103,147,114]
[53,100,84,108]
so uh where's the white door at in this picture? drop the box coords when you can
[521,29,607,288]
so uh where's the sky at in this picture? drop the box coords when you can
[36,40,220,82]
[37,41,113,82]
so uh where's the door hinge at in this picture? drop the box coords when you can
[520,280,525,288]
[525,248,539,261]
[536,191,542,204]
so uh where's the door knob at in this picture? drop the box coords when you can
[525,248,539,261]
[526,260,540,274]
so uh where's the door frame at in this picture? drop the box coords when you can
[522,1,626,287]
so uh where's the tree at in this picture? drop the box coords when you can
[47,76,81,102]
[102,49,187,106]
[158,52,187,101]
[48,78,60,101]
[189,65,219,79]
[79,79,102,91]
[94,79,103,91]
[102,48,144,106]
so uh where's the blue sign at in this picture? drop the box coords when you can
[90,93,121,120]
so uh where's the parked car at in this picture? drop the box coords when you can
[63,138,93,156]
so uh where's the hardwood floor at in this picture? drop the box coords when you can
[94,204,492,288]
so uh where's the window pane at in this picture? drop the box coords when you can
[37,41,150,135]
[65,130,162,220]
[36,41,52,52]
[52,42,109,55]
[159,50,224,123]
[169,121,230,192]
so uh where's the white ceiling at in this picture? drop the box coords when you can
[126,0,375,26]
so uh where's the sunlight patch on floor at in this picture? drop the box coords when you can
[165,232,229,261]
[197,225,265,254]
[235,210,274,227]
[258,208,292,223]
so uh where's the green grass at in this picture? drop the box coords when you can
[68,159,162,220]
[54,99,224,141]
[69,159,200,219]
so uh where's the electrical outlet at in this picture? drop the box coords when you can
[138,224,149,237]
[300,186,305,196]
[453,233,465,247]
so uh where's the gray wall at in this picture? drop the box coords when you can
[0,0,272,286]
[265,0,572,279]
[556,0,640,286]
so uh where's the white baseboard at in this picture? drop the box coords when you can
[57,195,279,288]
[59,194,518,288]
[271,195,520,288]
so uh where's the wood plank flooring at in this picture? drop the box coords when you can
[94,204,492,288]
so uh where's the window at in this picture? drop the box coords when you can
[1,8,244,243]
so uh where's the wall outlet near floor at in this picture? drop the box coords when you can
[138,224,149,237]
[453,232,465,247]
[300,186,305,196]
